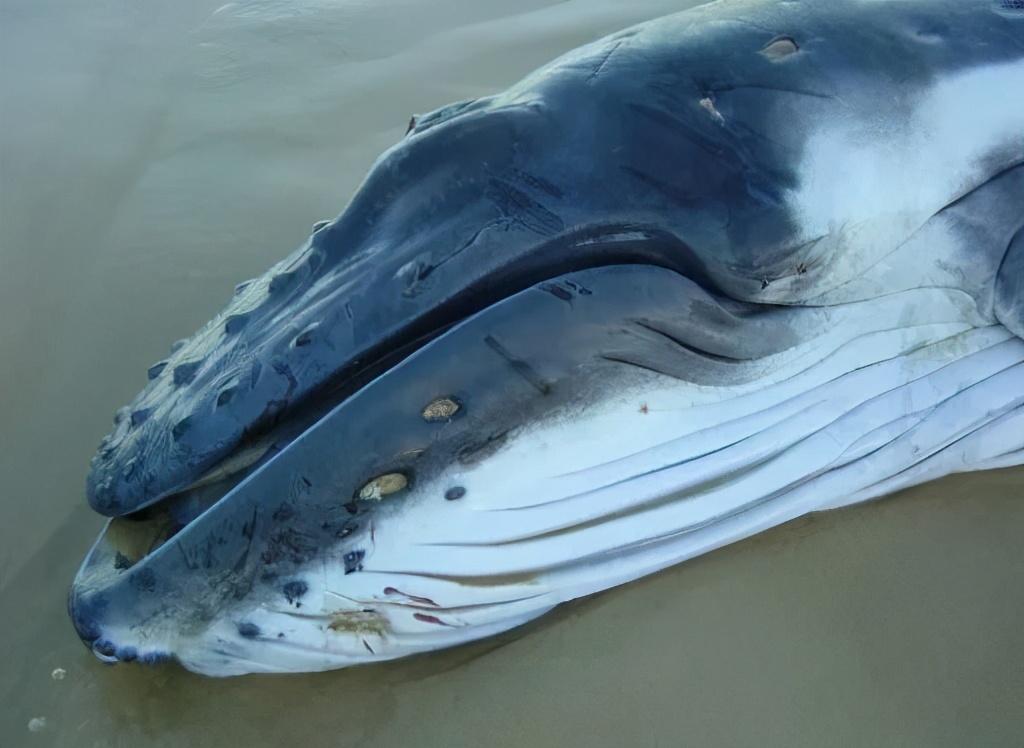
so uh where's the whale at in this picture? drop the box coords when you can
[69,0,1024,676]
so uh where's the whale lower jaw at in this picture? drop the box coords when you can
[105,286,1022,676]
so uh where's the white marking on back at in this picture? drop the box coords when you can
[791,60,1024,284]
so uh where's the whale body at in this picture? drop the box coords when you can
[70,0,1024,675]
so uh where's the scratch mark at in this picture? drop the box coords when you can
[484,335,550,394]
[632,319,746,363]
[414,612,454,627]
[599,353,687,382]
[485,178,564,236]
[402,220,505,297]
[588,41,623,82]
[176,540,198,571]
[540,283,573,304]
[620,166,699,210]
[383,587,439,606]
[707,82,834,101]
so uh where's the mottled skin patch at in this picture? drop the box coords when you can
[327,610,387,636]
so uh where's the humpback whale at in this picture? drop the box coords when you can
[70,0,1024,675]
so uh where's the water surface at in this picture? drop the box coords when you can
[1,1,1021,745]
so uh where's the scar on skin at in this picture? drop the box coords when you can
[327,610,388,636]
[414,612,454,627]
[384,587,439,606]
[699,97,725,125]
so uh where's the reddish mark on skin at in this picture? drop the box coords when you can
[413,613,452,626]
[383,587,439,607]
[639,403,649,415]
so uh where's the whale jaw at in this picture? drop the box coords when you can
[71,265,1024,676]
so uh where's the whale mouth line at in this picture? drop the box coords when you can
[96,239,709,570]
[90,222,715,523]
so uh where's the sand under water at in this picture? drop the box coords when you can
[1,1,1021,745]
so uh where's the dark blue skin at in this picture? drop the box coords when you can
[73,0,1024,666]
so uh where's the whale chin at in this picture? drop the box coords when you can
[71,264,1024,676]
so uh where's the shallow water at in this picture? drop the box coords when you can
[0,1,1021,745]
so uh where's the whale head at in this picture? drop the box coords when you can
[71,0,1024,675]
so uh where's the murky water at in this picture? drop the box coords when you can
[1,1,1021,745]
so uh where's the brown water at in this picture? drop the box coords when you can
[1,1,1021,745]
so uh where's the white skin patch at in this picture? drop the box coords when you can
[790,60,1024,287]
